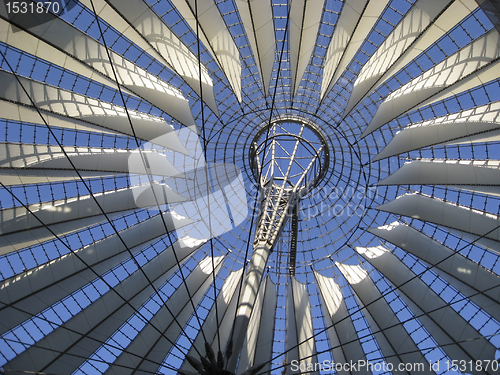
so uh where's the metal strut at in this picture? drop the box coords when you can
[289,204,299,276]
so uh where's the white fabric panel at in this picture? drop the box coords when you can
[0,71,186,146]
[374,101,500,160]
[235,0,275,95]
[286,280,299,374]
[207,270,244,363]
[0,144,183,173]
[371,0,479,99]
[0,10,194,126]
[286,277,317,375]
[379,160,500,195]
[248,276,277,375]
[376,124,500,161]
[368,222,500,321]
[171,0,242,102]
[105,257,224,375]
[449,184,500,197]
[320,0,369,100]
[335,263,426,374]
[0,210,132,255]
[78,0,171,67]
[237,276,277,374]
[315,272,369,375]
[1,185,185,236]
[413,38,500,112]
[0,212,194,334]
[415,60,500,112]
[377,193,500,243]
[289,0,325,95]
[0,169,122,187]
[0,18,122,92]
[57,255,221,374]
[235,242,271,322]
[322,0,390,99]
[444,129,500,145]
[3,246,209,374]
[358,303,409,374]
[0,172,189,251]
[85,0,218,114]
[180,268,244,373]
[379,159,500,197]
[355,246,497,374]
[344,0,454,115]
[363,29,500,137]
[0,99,121,135]
[97,54,195,127]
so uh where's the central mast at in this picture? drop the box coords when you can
[227,118,329,371]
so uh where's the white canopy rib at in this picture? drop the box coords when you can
[0,212,194,334]
[376,193,500,246]
[285,277,317,375]
[321,0,390,100]
[344,0,456,115]
[363,29,500,138]
[2,246,210,373]
[104,256,224,375]
[368,221,500,321]
[336,262,422,374]
[374,101,500,160]
[355,245,498,375]
[315,271,370,375]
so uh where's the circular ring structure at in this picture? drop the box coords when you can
[249,116,330,192]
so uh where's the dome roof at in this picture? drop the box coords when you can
[0,0,499,374]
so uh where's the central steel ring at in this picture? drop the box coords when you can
[249,116,330,193]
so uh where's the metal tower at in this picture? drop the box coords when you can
[227,118,329,371]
